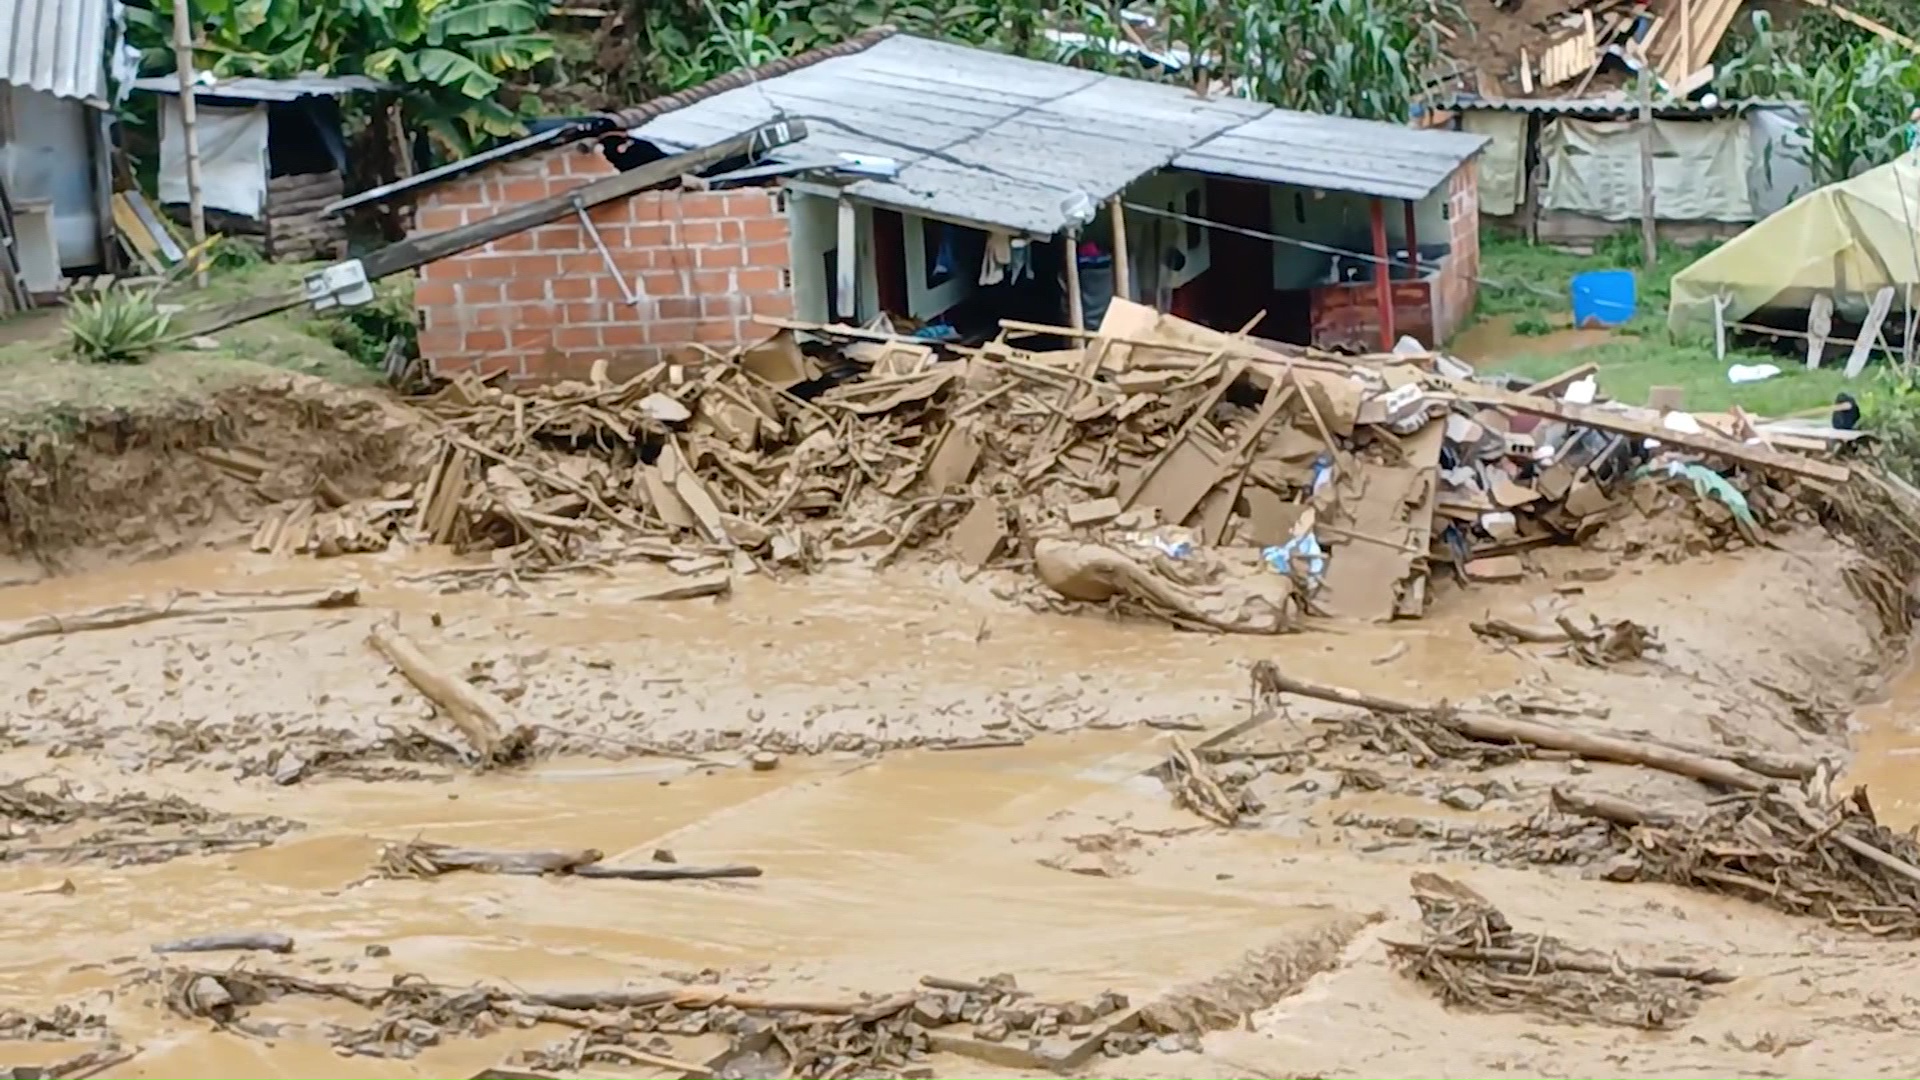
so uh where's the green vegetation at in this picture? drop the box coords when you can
[124,0,555,155]
[1859,370,1920,483]
[1469,235,1851,416]
[63,289,175,366]
[613,0,1457,121]
[1717,9,1920,185]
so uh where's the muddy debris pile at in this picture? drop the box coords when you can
[1551,778,1920,936]
[259,299,1857,630]
[1387,872,1729,1030]
[153,966,1148,1077]
[0,776,299,867]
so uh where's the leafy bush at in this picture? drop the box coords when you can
[124,0,554,157]
[307,276,418,371]
[64,289,175,365]
[615,0,1455,123]
[1859,369,1920,483]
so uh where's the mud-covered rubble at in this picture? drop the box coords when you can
[147,965,1167,1077]
[0,776,298,867]
[252,300,1857,634]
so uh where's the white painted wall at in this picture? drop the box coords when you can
[788,188,982,323]
[902,215,974,319]
[1118,172,1209,302]
[1267,183,1447,289]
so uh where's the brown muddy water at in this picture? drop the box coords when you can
[4,536,1920,1078]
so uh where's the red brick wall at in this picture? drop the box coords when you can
[1433,158,1481,344]
[412,143,796,380]
[1310,279,1436,352]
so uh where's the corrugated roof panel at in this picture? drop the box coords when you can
[629,34,1281,235]
[1431,95,1786,119]
[1173,111,1489,202]
[0,0,113,103]
[130,73,390,102]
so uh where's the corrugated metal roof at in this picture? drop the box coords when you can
[0,0,115,103]
[1173,111,1488,202]
[131,73,390,102]
[1431,95,1785,120]
[630,35,1289,235]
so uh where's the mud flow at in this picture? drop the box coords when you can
[3,323,1920,1078]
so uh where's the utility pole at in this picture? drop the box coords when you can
[171,0,208,286]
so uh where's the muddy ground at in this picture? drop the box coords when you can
[2,368,1919,1078]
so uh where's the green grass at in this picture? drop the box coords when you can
[1487,339,1851,417]
[0,261,384,442]
[1467,233,1851,417]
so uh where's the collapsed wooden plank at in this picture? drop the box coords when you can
[1444,379,1851,484]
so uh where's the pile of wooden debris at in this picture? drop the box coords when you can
[257,298,1855,632]
[1387,871,1729,1028]
[1487,0,1746,97]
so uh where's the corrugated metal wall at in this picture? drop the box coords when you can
[0,0,113,104]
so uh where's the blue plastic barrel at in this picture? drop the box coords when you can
[1570,269,1637,328]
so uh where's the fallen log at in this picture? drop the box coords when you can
[1550,786,1685,828]
[152,932,295,955]
[379,841,601,877]
[1382,942,1734,984]
[0,587,359,647]
[1251,662,1774,791]
[571,862,762,881]
[367,623,535,767]
[378,841,763,883]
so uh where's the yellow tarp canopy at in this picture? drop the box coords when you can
[1669,152,1920,333]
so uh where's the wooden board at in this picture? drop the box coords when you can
[1447,380,1852,484]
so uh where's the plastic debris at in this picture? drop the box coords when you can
[1728,363,1781,384]
[1263,533,1327,589]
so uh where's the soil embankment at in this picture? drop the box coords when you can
[0,370,423,579]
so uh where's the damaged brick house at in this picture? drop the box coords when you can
[378,29,1488,379]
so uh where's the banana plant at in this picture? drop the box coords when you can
[124,0,556,157]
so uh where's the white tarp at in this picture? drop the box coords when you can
[1460,110,1527,217]
[1541,116,1754,222]
[159,98,268,219]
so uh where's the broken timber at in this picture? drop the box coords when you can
[1446,379,1851,484]
[184,120,808,339]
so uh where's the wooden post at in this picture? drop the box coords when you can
[1109,198,1131,302]
[1369,198,1394,350]
[1637,65,1657,271]
[1064,229,1085,332]
[1402,200,1419,278]
[171,0,208,287]
[834,199,856,319]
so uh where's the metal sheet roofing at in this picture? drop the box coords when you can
[0,0,116,103]
[1173,111,1489,202]
[1432,94,1783,120]
[629,34,1478,235]
[131,73,390,102]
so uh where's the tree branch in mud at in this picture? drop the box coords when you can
[366,623,536,768]
[1389,872,1721,1029]
[153,965,1145,1075]
[377,839,762,882]
[1248,661,1776,791]
[0,587,360,647]
[1551,781,1920,935]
